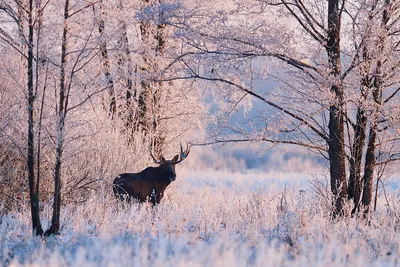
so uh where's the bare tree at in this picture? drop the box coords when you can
[44,0,71,236]
[361,0,389,214]
[115,0,135,134]
[0,0,44,235]
[345,0,400,214]
[325,0,348,216]
[27,0,44,235]
[96,0,117,118]
[45,0,105,235]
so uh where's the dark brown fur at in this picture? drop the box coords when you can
[113,156,179,205]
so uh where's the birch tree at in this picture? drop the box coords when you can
[0,0,46,235]
[44,0,71,236]
[45,0,108,235]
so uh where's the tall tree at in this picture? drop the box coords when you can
[1,0,44,235]
[137,0,167,157]
[27,0,44,235]
[96,0,117,118]
[345,0,400,214]
[116,0,135,130]
[361,0,390,214]
[44,0,103,235]
[45,0,70,236]
[325,0,347,215]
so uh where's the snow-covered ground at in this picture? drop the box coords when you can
[1,168,400,266]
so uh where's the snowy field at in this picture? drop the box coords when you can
[1,168,400,266]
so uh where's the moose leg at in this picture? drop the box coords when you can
[155,193,163,205]
[149,189,157,206]
[149,189,164,206]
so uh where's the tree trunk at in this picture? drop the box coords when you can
[348,71,369,214]
[45,142,63,236]
[98,0,116,118]
[328,105,347,216]
[141,0,167,157]
[362,63,383,214]
[326,0,347,216]
[348,106,367,215]
[362,1,389,215]
[138,0,166,156]
[138,18,150,135]
[362,126,376,214]
[45,0,69,236]
[116,8,135,140]
[27,0,43,236]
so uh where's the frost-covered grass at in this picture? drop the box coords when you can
[1,169,400,266]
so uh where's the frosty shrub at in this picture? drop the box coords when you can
[1,169,399,266]
[0,142,27,216]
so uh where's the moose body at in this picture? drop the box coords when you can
[113,143,190,205]
[113,164,176,205]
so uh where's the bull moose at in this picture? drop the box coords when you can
[113,143,190,205]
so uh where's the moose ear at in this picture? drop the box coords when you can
[160,156,166,163]
[172,154,179,163]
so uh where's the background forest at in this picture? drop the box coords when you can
[1,0,400,265]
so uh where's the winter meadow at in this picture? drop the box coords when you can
[1,0,400,266]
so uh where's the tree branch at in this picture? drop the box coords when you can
[192,137,327,151]
[156,73,328,141]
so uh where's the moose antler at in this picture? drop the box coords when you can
[149,144,161,164]
[175,142,190,164]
